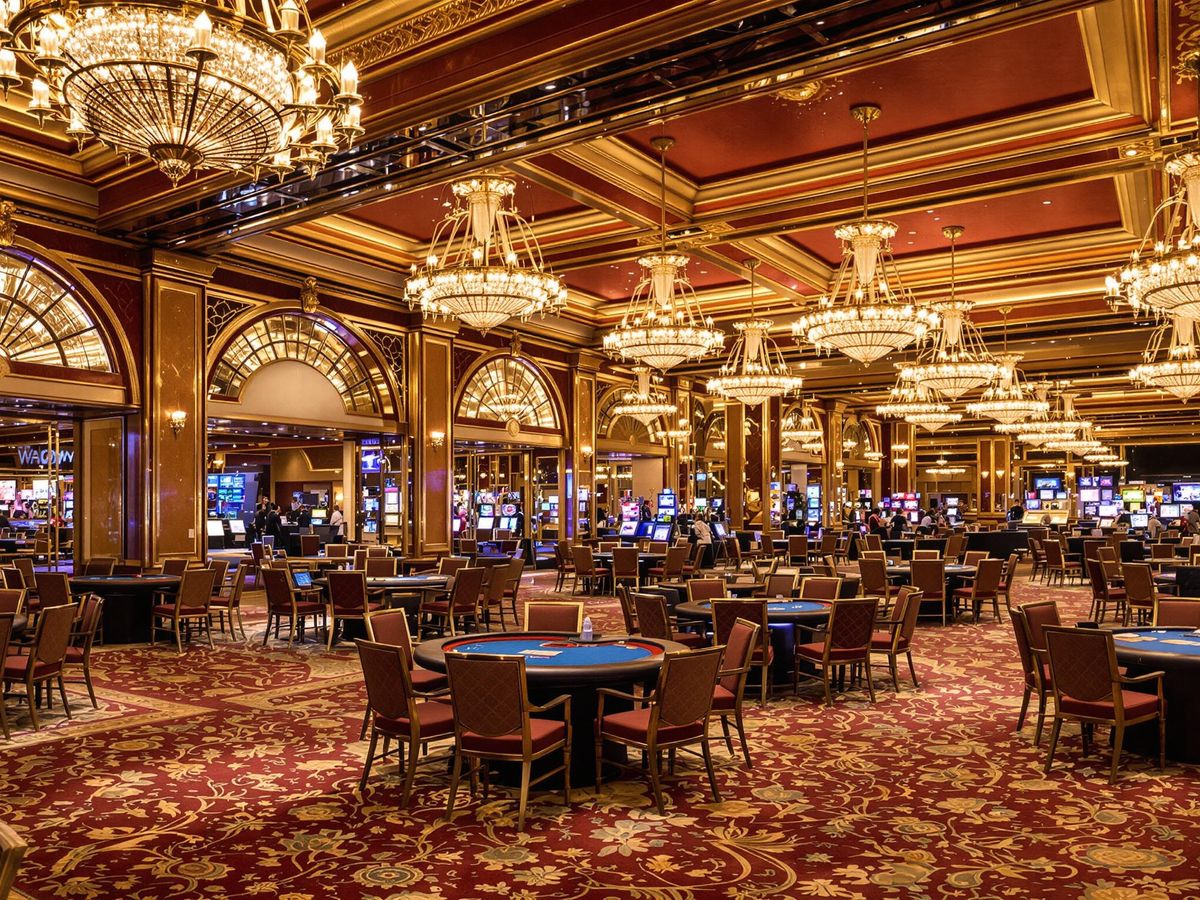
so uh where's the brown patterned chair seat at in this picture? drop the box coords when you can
[461,718,565,754]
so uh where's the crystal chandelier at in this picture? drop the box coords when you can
[1129,315,1200,401]
[781,400,823,443]
[863,449,884,462]
[708,258,804,405]
[1084,448,1122,463]
[1043,433,1104,455]
[891,442,910,467]
[877,375,962,433]
[996,385,1089,444]
[407,176,566,333]
[926,457,966,477]
[489,390,530,422]
[0,0,364,185]
[604,137,723,371]
[792,104,938,364]
[964,307,1047,424]
[664,418,691,442]
[612,367,676,427]
[900,226,996,399]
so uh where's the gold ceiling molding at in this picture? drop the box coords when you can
[331,0,534,69]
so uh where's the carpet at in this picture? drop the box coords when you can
[3,569,1200,899]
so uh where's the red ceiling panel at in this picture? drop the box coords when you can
[621,14,1094,182]
[786,178,1123,266]
[566,257,740,302]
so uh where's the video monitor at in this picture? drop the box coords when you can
[712,522,728,539]
[205,520,226,537]
[1160,503,1181,519]
[618,520,638,537]
[710,499,723,509]
[1026,500,1041,510]
[1098,504,1120,518]
[1100,489,1113,501]
[452,519,462,533]
[498,516,515,531]
[1034,476,1062,491]
[479,504,495,517]
[1099,475,1114,487]
[651,523,673,542]
[634,521,654,540]
[476,516,495,530]
[1122,489,1146,504]
[311,508,327,520]
[1175,484,1200,503]
[1080,488,1100,503]
[1131,513,1149,529]
[1039,490,1054,500]
[360,449,382,473]
[384,514,400,527]
[1054,491,1068,500]
[694,498,708,509]
[228,520,246,535]
[501,503,517,516]
[291,570,313,589]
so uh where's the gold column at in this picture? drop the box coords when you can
[975,436,1012,524]
[568,351,602,540]
[724,403,745,529]
[80,417,124,561]
[139,251,214,565]
[407,321,457,557]
[762,396,782,528]
[823,400,846,525]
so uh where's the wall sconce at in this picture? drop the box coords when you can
[167,409,187,436]
[995,469,1006,478]
[834,459,845,471]
[429,430,446,448]
[893,457,910,467]
[581,444,593,458]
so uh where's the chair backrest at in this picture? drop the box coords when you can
[972,558,1005,595]
[944,533,964,560]
[523,600,584,631]
[1122,563,1155,605]
[1082,539,1105,562]
[826,597,878,652]
[788,535,809,558]
[1019,600,1060,650]
[0,821,28,900]
[717,616,760,695]
[797,576,841,600]
[893,586,923,643]
[1150,542,1175,560]
[356,639,417,723]
[226,562,250,606]
[615,585,638,634]
[177,568,218,611]
[207,558,230,590]
[912,549,941,561]
[1010,606,1037,686]
[353,549,369,570]
[571,545,595,573]
[1085,558,1107,600]
[860,550,887,562]
[449,566,487,613]
[459,538,479,555]
[364,609,414,660]
[34,572,72,607]
[325,543,349,558]
[857,557,889,595]
[1099,559,1122,594]
[74,593,105,648]
[863,533,883,552]
[1044,626,1118,705]
[819,533,837,554]
[16,556,35,583]
[262,567,296,614]
[0,568,22,589]
[1097,546,1117,564]
[82,557,115,576]
[299,533,321,556]
[762,572,797,597]
[438,556,470,576]
[504,556,525,588]
[961,551,988,568]
[819,555,839,577]
[1154,598,1200,627]
[365,557,397,577]
[328,570,369,616]
[653,646,723,728]
[711,598,768,658]
[161,558,191,577]
[687,578,724,604]
[613,546,640,577]
[250,542,266,564]
[648,541,668,554]
[1002,552,1019,590]
[366,546,390,558]
[662,545,688,578]
[1042,540,1064,565]
[0,612,11,662]
[0,589,23,616]
[598,541,619,552]
[445,652,530,739]
[909,559,945,598]
[632,592,673,640]
[32,603,75,668]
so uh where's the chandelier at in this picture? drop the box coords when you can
[997,385,1089,444]
[900,226,996,399]
[1043,434,1104,455]
[708,259,804,405]
[926,457,966,477]
[877,376,962,433]
[604,136,723,371]
[965,305,1048,425]
[489,390,530,422]
[0,0,364,185]
[1084,448,1122,463]
[863,449,884,462]
[792,104,938,364]
[406,176,566,333]
[612,367,676,427]
[663,418,691,442]
[781,400,823,443]
[1129,315,1200,401]
[891,442,910,467]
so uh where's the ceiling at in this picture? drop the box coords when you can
[0,0,1194,445]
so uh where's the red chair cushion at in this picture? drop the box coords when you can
[374,700,455,739]
[3,655,60,679]
[65,646,85,663]
[461,718,566,755]
[599,707,705,745]
[1059,690,1158,721]
[795,641,867,663]
[411,667,448,692]
[648,567,665,577]
[152,603,178,617]
[673,631,708,649]
[712,684,737,710]
[869,631,908,651]
[750,644,775,664]
[295,602,326,616]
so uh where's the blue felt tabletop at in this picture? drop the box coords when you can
[445,637,660,666]
[1113,629,1200,656]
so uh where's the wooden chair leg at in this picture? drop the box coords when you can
[516,760,532,831]
[733,710,751,768]
[1109,723,1125,784]
[57,676,71,719]
[646,745,665,814]
[1016,684,1031,732]
[1044,716,1063,773]
[82,661,97,709]
[401,737,419,807]
[359,728,378,792]
[444,748,463,821]
[26,677,40,731]
[822,666,832,707]
[720,716,733,755]
[594,735,604,792]
[906,650,919,688]
[174,621,183,654]
[701,739,720,802]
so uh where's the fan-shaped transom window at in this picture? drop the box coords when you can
[597,388,667,445]
[458,357,559,429]
[0,248,112,371]
[209,314,380,415]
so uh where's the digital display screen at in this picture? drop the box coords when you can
[1099,475,1114,487]
[228,520,246,534]
[1160,504,1181,519]
[1026,491,1039,501]
[1039,490,1055,500]
[1098,504,1120,517]
[1174,484,1200,502]
[652,523,672,542]
[1122,489,1146,503]
[1100,489,1113,502]
[31,479,48,500]
[1080,489,1100,502]
[498,516,515,531]
[619,521,638,537]
[0,480,13,503]
[206,520,226,537]
[1026,500,1041,510]
[635,521,655,540]
[311,508,327,519]
[361,449,382,473]
[712,522,727,539]
[1055,491,1068,500]
[477,516,495,530]
[1034,476,1062,491]
[479,504,494,517]
[501,503,517,516]
[1131,513,1149,528]
[384,514,400,526]
[452,519,461,533]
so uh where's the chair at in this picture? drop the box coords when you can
[1043,625,1165,784]
[793,597,879,705]
[1042,540,1081,586]
[1122,563,1166,626]
[0,569,23,591]
[648,545,687,583]
[952,557,1005,623]
[500,557,525,622]
[261,567,326,647]
[352,549,369,570]
[797,576,841,601]
[912,549,941,561]
[358,610,449,739]
[909,559,947,626]
[869,586,922,691]
[633,592,706,649]
[34,573,74,609]
[1028,538,1047,582]
[1085,559,1125,624]
[161,558,191,577]
[944,533,965,562]
[210,562,250,640]
[445,653,571,830]
[437,556,470,577]
[151,567,218,652]
[756,572,797,599]
[0,614,11,739]
[1153,598,1200,627]
[356,639,454,804]
[864,533,883,553]
[325,543,349,559]
[996,552,1020,615]
[571,546,609,595]
[612,547,640,591]
[554,542,576,592]
[0,590,23,616]
[710,616,760,766]
[523,600,584,632]
[421,566,487,636]
[615,585,639,634]
[961,550,989,568]
[1011,605,1052,745]
[64,594,104,707]
[595,646,723,814]
[366,547,390,558]
[299,533,321,557]
[787,535,809,567]
[0,822,27,899]
[207,557,230,591]
[857,558,892,612]
[81,557,115,576]
[326,571,383,649]
[686,578,724,604]
[712,599,773,706]
[365,557,397,577]
[1149,543,1175,566]
[3,603,75,731]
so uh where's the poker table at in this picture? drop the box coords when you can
[1154,567,1200,597]
[886,563,976,583]
[883,538,946,561]
[415,632,683,782]
[652,573,857,605]
[1114,627,1200,762]
[69,574,180,643]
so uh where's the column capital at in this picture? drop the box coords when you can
[569,349,605,371]
[408,317,462,340]
[139,249,217,284]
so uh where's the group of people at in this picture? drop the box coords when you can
[249,498,344,540]
[863,503,946,538]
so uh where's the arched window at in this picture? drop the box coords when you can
[209,314,380,414]
[597,387,668,447]
[457,357,559,429]
[0,247,113,371]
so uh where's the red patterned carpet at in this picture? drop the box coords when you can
[4,568,1200,899]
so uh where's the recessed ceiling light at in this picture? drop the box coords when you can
[1042,200,1052,205]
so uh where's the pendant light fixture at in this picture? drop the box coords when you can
[781,399,823,444]
[792,103,938,364]
[1129,315,1200,401]
[965,306,1049,425]
[603,136,724,371]
[876,375,962,433]
[612,366,676,427]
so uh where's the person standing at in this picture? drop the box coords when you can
[1146,513,1164,540]
[1188,506,1200,535]
[693,515,714,569]
[329,504,345,538]
[265,503,282,539]
[253,500,269,541]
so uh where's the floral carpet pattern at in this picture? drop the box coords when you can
[3,568,1200,899]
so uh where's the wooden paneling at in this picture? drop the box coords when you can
[81,417,123,560]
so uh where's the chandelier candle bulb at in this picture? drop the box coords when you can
[191,12,212,51]
[0,48,15,77]
[339,61,358,97]
[279,0,300,34]
[308,28,326,65]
